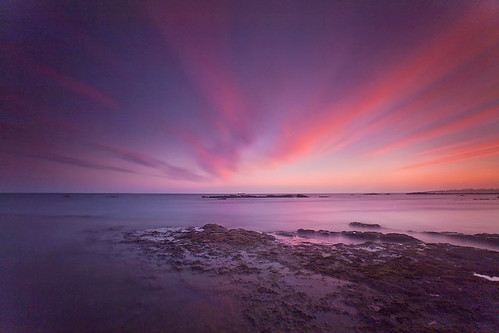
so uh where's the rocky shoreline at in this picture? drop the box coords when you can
[123,224,499,332]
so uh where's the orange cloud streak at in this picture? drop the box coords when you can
[401,141,499,171]
[267,4,498,166]
[371,104,499,156]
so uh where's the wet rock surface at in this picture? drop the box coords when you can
[349,222,382,229]
[123,224,499,332]
[298,228,422,244]
[422,231,499,246]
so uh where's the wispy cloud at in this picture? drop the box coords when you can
[93,143,207,182]
[263,3,499,166]
[6,151,137,174]
[31,63,121,111]
[400,141,499,171]
[370,104,499,156]
[148,1,269,179]
[164,126,239,180]
[3,1,498,191]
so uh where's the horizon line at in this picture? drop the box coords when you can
[2,189,499,195]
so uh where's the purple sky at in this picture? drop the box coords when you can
[1,0,498,193]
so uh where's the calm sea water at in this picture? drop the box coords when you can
[1,193,498,232]
[1,193,498,331]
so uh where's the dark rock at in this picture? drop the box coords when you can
[265,194,294,198]
[275,231,294,237]
[295,228,420,243]
[297,229,316,235]
[202,224,228,233]
[349,222,382,229]
[188,224,276,247]
[342,231,382,240]
[382,233,421,243]
[340,231,421,243]
[202,194,309,199]
[473,233,499,245]
[125,224,499,332]
[202,194,259,199]
[422,231,499,246]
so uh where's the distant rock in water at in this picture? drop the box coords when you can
[297,228,317,235]
[422,231,499,246]
[297,228,421,243]
[275,231,294,237]
[349,222,382,229]
[202,194,309,199]
[342,231,421,243]
[383,233,422,243]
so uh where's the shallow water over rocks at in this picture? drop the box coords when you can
[123,224,499,332]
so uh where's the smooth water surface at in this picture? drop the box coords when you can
[1,193,498,331]
[2,193,498,233]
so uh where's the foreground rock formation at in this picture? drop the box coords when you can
[123,224,499,332]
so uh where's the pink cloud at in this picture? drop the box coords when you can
[165,126,239,180]
[267,4,498,165]
[92,143,207,182]
[371,104,499,156]
[400,140,499,171]
[148,2,253,142]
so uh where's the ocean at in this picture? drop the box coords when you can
[1,193,498,331]
[2,193,498,232]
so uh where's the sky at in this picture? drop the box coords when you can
[1,0,498,193]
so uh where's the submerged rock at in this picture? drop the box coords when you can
[341,231,382,240]
[297,228,421,243]
[423,231,499,246]
[275,231,294,238]
[349,222,382,229]
[342,231,421,243]
[297,228,316,235]
[383,232,421,243]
